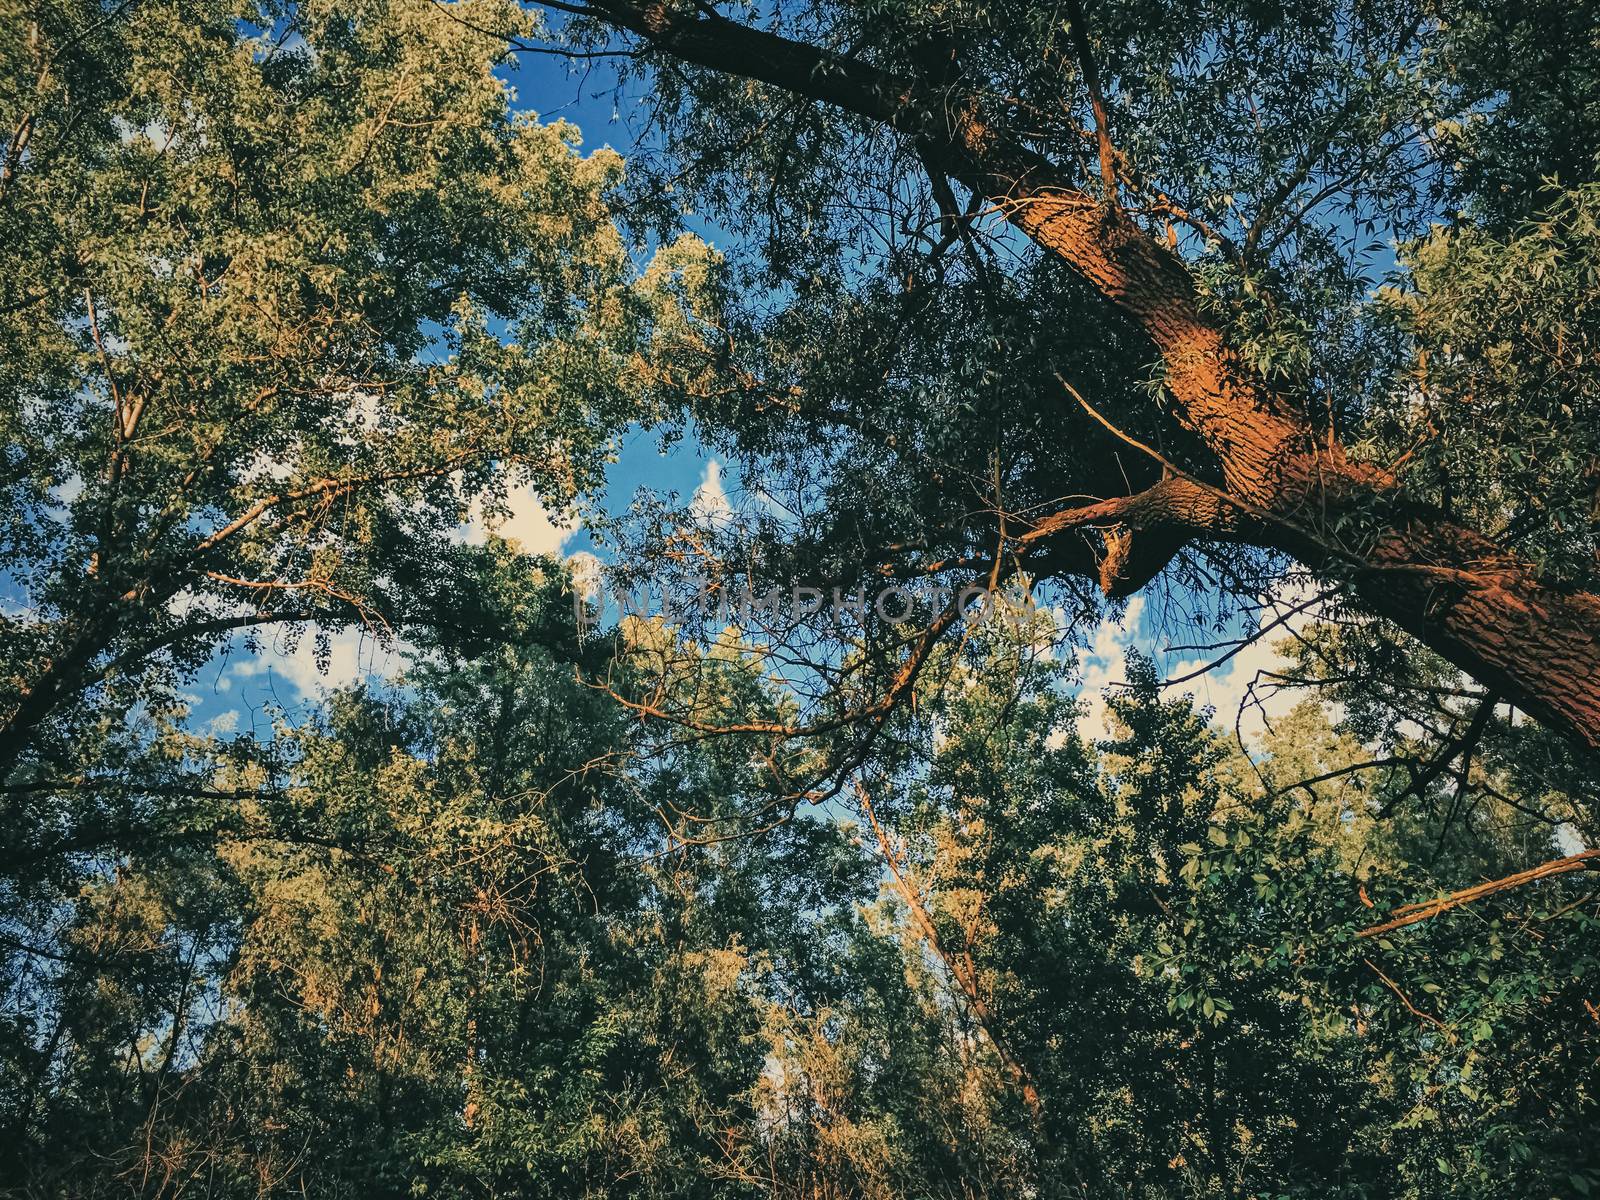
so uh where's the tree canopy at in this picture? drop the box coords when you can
[5,548,1597,1197]
[2,1,1598,1197]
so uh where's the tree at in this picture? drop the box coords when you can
[4,547,1595,1197]
[0,545,846,1196]
[5,4,1600,1195]
[0,0,720,783]
[768,633,1600,1198]
[528,0,1600,754]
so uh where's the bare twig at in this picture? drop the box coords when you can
[1362,957,1455,1041]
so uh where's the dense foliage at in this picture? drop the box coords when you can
[4,555,1596,1198]
[0,0,719,779]
[3,1,1598,1198]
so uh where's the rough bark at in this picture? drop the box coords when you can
[583,2,1600,752]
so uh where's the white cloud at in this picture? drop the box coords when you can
[1029,602,1071,663]
[1071,584,1322,746]
[214,481,583,703]
[689,459,732,528]
[334,389,388,451]
[457,482,578,558]
[230,625,403,700]
[207,710,241,736]
[1159,583,1323,744]
[239,448,297,487]
[1556,823,1590,856]
[1075,596,1146,737]
[50,474,84,507]
[1166,636,1290,744]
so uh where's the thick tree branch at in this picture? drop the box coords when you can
[1063,0,1119,203]
[1358,850,1600,939]
[568,2,1600,754]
